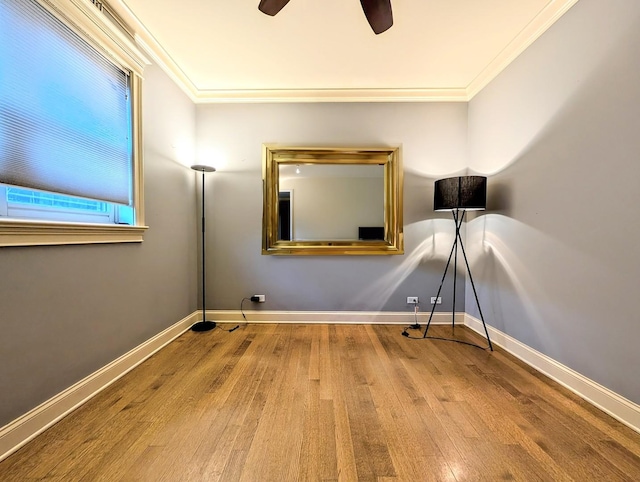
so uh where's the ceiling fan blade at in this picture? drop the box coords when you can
[259,0,290,16]
[360,0,393,34]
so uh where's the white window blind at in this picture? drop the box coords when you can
[0,0,133,206]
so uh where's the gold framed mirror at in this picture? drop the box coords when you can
[262,145,403,255]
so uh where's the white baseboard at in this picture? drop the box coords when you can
[208,309,463,325]
[0,309,453,463]
[3,310,637,464]
[0,312,198,463]
[464,313,640,434]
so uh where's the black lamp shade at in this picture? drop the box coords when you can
[434,176,487,211]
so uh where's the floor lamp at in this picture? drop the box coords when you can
[422,176,493,351]
[191,164,216,332]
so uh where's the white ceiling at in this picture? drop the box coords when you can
[110,0,579,103]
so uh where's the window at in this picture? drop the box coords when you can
[0,0,148,246]
[0,185,134,224]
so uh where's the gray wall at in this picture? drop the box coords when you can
[467,0,640,403]
[197,102,468,312]
[0,64,198,426]
[9,0,637,429]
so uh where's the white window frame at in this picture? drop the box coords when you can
[0,0,149,247]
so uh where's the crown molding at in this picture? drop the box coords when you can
[111,0,579,104]
[192,87,468,103]
[133,33,199,102]
[466,0,581,99]
[108,0,199,101]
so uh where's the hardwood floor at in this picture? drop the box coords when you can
[1,324,639,481]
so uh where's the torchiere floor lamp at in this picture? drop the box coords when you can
[191,164,217,332]
[421,176,493,350]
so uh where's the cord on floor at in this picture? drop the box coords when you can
[240,297,250,322]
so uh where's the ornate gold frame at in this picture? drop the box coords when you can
[262,145,403,255]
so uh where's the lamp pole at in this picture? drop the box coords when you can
[191,164,216,332]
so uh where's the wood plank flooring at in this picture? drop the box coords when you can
[1,324,639,481]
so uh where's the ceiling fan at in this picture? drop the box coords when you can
[258,0,393,35]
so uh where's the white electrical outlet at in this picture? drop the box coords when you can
[431,297,442,304]
[252,294,266,302]
[407,296,419,304]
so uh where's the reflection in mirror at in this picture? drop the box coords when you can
[262,145,403,256]
[278,190,292,240]
[278,164,384,241]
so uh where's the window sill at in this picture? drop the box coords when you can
[0,219,148,247]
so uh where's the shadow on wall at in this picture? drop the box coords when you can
[465,210,637,368]
[466,68,640,399]
[465,214,555,353]
[486,182,513,216]
[347,168,475,312]
[470,2,640,179]
[466,3,640,357]
[349,218,456,311]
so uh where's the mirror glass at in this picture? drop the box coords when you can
[262,146,403,255]
[278,164,384,241]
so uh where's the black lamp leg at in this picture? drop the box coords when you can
[457,226,493,351]
[451,209,461,331]
[421,209,493,350]
[422,234,457,338]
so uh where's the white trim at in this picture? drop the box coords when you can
[0,313,197,462]
[42,0,150,75]
[133,33,199,103]
[209,309,462,325]
[466,0,580,99]
[0,220,148,247]
[193,88,469,104]
[0,1,147,247]
[105,0,200,102]
[464,313,640,435]
[4,309,637,464]
[109,1,577,104]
